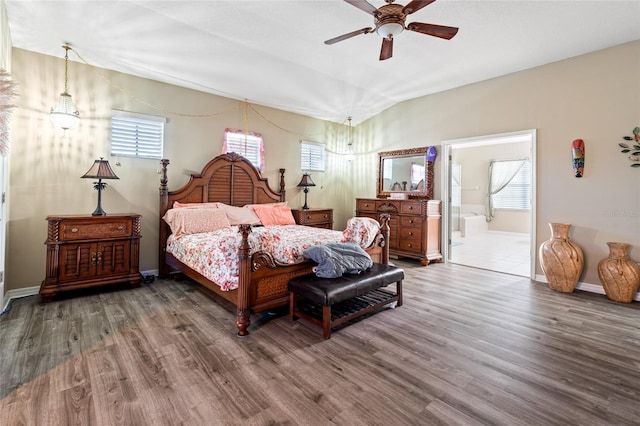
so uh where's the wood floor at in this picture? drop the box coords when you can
[1,261,639,425]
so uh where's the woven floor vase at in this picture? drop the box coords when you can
[539,223,584,292]
[598,242,640,303]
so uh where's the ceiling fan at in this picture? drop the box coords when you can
[324,0,459,61]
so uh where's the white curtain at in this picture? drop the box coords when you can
[486,159,525,221]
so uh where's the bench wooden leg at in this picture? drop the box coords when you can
[322,305,332,340]
[289,292,296,321]
[396,280,403,307]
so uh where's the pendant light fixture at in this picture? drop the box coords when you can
[50,45,79,130]
[346,116,355,162]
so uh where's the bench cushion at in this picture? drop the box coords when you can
[288,263,404,306]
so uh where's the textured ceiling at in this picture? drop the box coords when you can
[5,0,640,125]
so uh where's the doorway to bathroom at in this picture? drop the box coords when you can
[442,130,536,278]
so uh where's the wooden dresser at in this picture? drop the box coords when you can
[40,214,143,301]
[356,198,441,265]
[291,208,333,229]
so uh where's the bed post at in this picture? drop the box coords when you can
[278,168,286,201]
[236,224,252,336]
[379,213,390,265]
[159,159,170,277]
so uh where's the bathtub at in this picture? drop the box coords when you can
[460,213,488,237]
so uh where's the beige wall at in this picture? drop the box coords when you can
[359,40,640,285]
[5,39,640,293]
[6,48,353,292]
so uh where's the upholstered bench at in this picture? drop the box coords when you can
[288,263,404,339]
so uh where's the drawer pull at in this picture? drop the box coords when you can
[323,214,328,218]
[408,232,413,236]
[71,228,78,233]
[116,225,125,231]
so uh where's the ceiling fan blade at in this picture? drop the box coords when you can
[324,27,373,45]
[379,37,393,61]
[344,0,379,15]
[402,0,437,15]
[407,22,459,39]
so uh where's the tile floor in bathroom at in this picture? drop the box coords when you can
[450,230,531,277]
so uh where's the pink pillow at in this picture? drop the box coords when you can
[173,201,219,209]
[163,208,231,238]
[217,203,261,225]
[251,204,296,226]
[244,201,287,209]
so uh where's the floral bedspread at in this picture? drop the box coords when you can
[166,218,380,291]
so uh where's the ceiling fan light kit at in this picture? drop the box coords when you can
[326,0,459,61]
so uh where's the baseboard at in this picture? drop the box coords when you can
[2,285,40,314]
[1,269,160,315]
[535,274,640,301]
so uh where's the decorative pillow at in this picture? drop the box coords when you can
[163,208,231,238]
[217,203,261,225]
[251,204,296,226]
[304,243,373,278]
[173,201,220,209]
[342,217,380,248]
[244,201,287,209]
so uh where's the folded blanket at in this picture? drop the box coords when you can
[304,242,373,278]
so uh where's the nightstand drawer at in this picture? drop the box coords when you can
[61,219,132,240]
[297,210,332,225]
[291,208,333,229]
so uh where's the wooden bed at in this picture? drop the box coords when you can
[159,152,390,336]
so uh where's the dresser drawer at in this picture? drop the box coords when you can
[399,216,422,228]
[61,219,132,240]
[398,238,423,253]
[356,199,377,213]
[400,201,422,215]
[399,227,422,240]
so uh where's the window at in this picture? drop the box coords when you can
[301,141,325,172]
[223,128,264,171]
[492,159,531,210]
[110,110,165,159]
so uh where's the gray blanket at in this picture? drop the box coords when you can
[304,242,373,278]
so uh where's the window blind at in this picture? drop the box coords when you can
[493,160,531,210]
[110,110,165,160]
[223,129,264,171]
[301,141,325,172]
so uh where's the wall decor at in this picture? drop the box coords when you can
[0,69,18,156]
[571,138,585,177]
[619,126,640,168]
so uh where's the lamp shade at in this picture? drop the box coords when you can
[81,158,119,180]
[297,173,316,187]
[377,22,404,39]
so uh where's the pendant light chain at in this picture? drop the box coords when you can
[63,45,71,93]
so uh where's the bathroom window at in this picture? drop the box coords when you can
[491,159,531,210]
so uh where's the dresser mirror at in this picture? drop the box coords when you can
[377,147,434,199]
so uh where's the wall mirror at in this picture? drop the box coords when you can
[377,147,435,199]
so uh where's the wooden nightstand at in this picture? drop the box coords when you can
[40,214,143,301]
[291,208,333,229]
